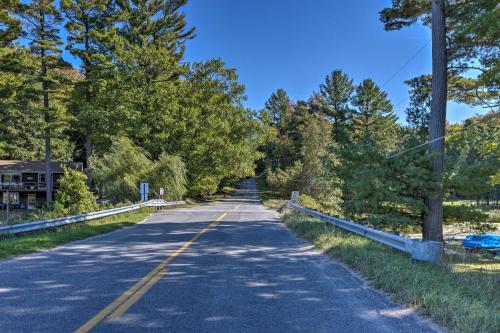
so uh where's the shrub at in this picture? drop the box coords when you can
[443,205,489,224]
[266,161,303,197]
[190,176,219,197]
[55,168,98,214]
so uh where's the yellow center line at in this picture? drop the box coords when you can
[74,207,236,333]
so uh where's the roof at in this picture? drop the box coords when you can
[0,160,83,173]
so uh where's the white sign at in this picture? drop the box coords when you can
[140,182,149,201]
[291,191,299,203]
[159,188,165,196]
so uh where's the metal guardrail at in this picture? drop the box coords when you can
[0,199,186,235]
[287,201,443,262]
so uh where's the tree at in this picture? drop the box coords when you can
[380,0,461,241]
[447,112,500,204]
[317,69,354,145]
[106,0,194,157]
[174,60,262,193]
[423,0,447,242]
[405,75,431,137]
[18,0,67,204]
[259,90,307,171]
[60,0,115,183]
[299,115,342,212]
[351,79,398,151]
[90,137,187,203]
[263,88,294,131]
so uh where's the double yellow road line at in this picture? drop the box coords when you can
[76,205,239,333]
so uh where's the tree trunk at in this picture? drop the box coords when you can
[423,0,447,242]
[85,133,92,187]
[42,51,53,205]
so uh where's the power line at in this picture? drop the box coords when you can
[380,40,431,89]
[388,135,445,159]
[387,114,498,159]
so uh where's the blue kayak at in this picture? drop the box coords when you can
[462,234,500,250]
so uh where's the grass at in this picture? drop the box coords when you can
[0,207,153,259]
[283,211,499,333]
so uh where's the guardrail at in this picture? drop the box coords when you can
[286,201,443,262]
[0,199,186,235]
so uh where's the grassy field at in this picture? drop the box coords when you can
[0,207,153,259]
[283,211,499,333]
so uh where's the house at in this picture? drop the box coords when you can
[0,160,83,210]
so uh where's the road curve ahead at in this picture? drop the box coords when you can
[0,179,442,333]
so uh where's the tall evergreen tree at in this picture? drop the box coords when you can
[351,79,398,151]
[341,79,399,225]
[60,0,115,183]
[317,69,354,145]
[107,0,194,155]
[263,88,294,132]
[18,0,66,204]
[405,75,431,138]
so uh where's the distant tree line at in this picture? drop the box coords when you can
[259,0,499,236]
[260,75,498,232]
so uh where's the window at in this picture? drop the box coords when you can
[38,173,46,188]
[2,192,19,204]
[1,174,21,183]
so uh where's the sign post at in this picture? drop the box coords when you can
[140,182,149,202]
[291,191,299,203]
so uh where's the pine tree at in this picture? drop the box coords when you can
[405,75,431,138]
[351,79,398,151]
[263,88,294,132]
[60,0,115,184]
[317,69,354,145]
[18,0,66,204]
[341,79,401,227]
[107,0,194,156]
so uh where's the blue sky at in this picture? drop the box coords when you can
[180,0,487,124]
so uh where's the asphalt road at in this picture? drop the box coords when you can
[0,179,443,333]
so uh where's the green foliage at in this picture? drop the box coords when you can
[443,205,488,224]
[149,154,187,200]
[0,0,22,47]
[447,112,500,200]
[266,161,303,198]
[190,176,219,197]
[90,137,187,202]
[351,79,398,150]
[54,167,98,214]
[405,75,430,137]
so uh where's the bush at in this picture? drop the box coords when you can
[266,161,303,197]
[443,205,489,224]
[55,168,98,214]
[190,176,219,197]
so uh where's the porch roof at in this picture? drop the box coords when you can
[0,160,82,173]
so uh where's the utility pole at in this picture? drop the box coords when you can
[423,0,447,241]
